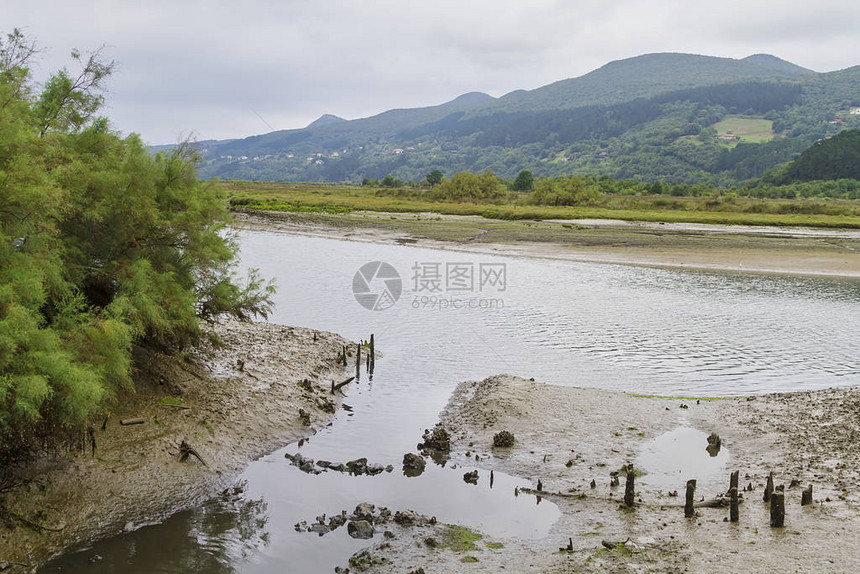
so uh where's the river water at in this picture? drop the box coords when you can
[41,230,860,573]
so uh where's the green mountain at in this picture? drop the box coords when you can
[772,129,860,182]
[192,53,860,185]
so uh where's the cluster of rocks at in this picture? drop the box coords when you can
[417,424,451,452]
[284,453,393,476]
[296,503,436,540]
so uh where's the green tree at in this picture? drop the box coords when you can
[512,169,534,191]
[0,30,273,465]
[425,169,443,186]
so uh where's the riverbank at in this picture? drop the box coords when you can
[0,320,354,572]
[352,375,860,573]
[233,210,860,277]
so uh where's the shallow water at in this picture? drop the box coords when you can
[41,231,860,573]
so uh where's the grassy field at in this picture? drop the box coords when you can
[219,181,860,229]
[712,115,779,143]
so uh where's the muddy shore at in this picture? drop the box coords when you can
[232,209,860,278]
[352,375,860,573]
[0,320,354,572]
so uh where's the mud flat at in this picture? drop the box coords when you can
[233,210,860,278]
[0,320,354,572]
[352,375,860,573]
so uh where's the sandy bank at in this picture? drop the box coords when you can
[353,375,860,573]
[0,320,354,572]
[232,210,860,278]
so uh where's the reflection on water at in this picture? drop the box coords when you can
[635,428,729,493]
[42,484,268,573]
[41,231,860,572]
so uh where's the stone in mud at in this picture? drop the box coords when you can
[353,502,376,522]
[376,507,392,524]
[347,519,375,539]
[308,523,330,535]
[329,512,348,530]
[393,509,433,527]
[366,463,385,475]
[346,457,368,475]
[463,470,479,484]
[402,453,426,477]
[493,430,516,448]
[418,425,451,452]
[316,460,333,469]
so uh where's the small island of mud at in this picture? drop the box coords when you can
[352,375,860,573]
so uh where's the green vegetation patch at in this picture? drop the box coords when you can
[442,525,483,553]
[712,115,778,143]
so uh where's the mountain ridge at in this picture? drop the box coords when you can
[186,52,860,185]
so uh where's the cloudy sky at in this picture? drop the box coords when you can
[6,1,860,144]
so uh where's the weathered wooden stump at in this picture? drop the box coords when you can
[770,487,785,527]
[729,487,739,522]
[356,343,361,376]
[801,484,813,506]
[369,334,375,373]
[763,471,774,503]
[685,479,697,518]
[624,466,635,507]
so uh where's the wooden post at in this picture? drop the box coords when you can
[770,486,785,527]
[369,334,375,373]
[729,487,739,522]
[801,484,813,506]
[624,466,635,507]
[763,471,774,503]
[356,343,361,376]
[729,470,739,493]
[685,479,696,518]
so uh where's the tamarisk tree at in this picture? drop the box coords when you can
[0,29,273,461]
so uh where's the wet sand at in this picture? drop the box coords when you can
[0,320,353,572]
[353,375,860,573]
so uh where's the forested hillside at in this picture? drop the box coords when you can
[192,53,860,185]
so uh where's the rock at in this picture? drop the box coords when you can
[463,470,479,484]
[493,430,516,448]
[346,457,368,475]
[393,509,432,527]
[419,425,451,452]
[353,502,376,522]
[347,519,375,539]
[316,460,333,469]
[402,453,426,477]
[366,463,385,475]
[384,530,395,539]
[328,512,348,529]
[308,523,330,535]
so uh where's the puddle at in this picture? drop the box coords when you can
[635,427,729,493]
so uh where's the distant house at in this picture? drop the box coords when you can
[829,118,844,124]
[851,108,860,115]
[393,148,404,154]
[719,134,739,141]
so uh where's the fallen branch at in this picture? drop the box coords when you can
[179,441,208,467]
[330,376,355,395]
